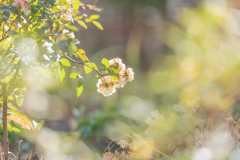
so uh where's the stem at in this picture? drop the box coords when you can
[28,135,36,160]
[17,140,23,160]
[2,83,8,160]
[64,54,106,77]
[154,148,170,160]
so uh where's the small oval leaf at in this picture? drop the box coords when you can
[16,97,24,107]
[77,20,87,29]
[70,73,79,79]
[90,62,98,70]
[101,58,110,68]
[60,58,71,66]
[90,14,100,20]
[84,64,93,74]
[76,81,83,97]
[92,21,103,30]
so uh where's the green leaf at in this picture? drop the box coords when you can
[90,14,100,20]
[84,64,93,74]
[68,25,79,31]
[32,16,38,23]
[76,81,83,97]
[101,58,110,68]
[72,43,78,51]
[71,0,82,11]
[60,58,71,66]
[75,15,83,19]
[112,68,121,73]
[7,110,35,131]
[12,127,20,133]
[92,21,103,30]
[8,95,13,100]
[90,62,98,70]
[85,18,91,23]
[77,20,87,29]
[112,75,119,82]
[68,45,74,56]
[70,73,78,79]
[77,49,89,62]
[58,63,65,83]
[16,97,24,107]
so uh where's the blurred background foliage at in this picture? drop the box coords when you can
[3,0,240,159]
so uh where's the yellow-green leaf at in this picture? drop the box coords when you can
[60,58,71,66]
[101,58,110,67]
[12,127,20,133]
[90,62,98,70]
[77,20,87,29]
[90,14,100,20]
[58,64,65,83]
[71,0,82,11]
[7,110,34,131]
[77,49,89,62]
[68,25,79,32]
[92,21,103,30]
[16,97,24,107]
[72,43,78,51]
[74,15,83,19]
[76,81,83,97]
[85,18,91,23]
[70,73,78,79]
[8,95,13,100]
[112,75,119,82]
[84,63,93,74]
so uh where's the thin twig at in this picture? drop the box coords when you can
[64,54,106,77]
[27,135,36,160]
[17,140,23,160]
[154,148,171,160]
[92,0,98,5]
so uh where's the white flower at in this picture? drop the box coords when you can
[115,76,125,88]
[97,75,116,97]
[115,68,134,88]
[43,42,54,53]
[109,58,126,71]
[124,68,134,82]
[63,29,75,39]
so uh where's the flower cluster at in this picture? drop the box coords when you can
[97,58,134,96]
[12,0,30,15]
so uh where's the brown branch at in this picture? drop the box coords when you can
[0,142,3,160]
[93,0,98,5]
[17,140,23,160]
[27,135,36,160]
[2,83,8,160]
